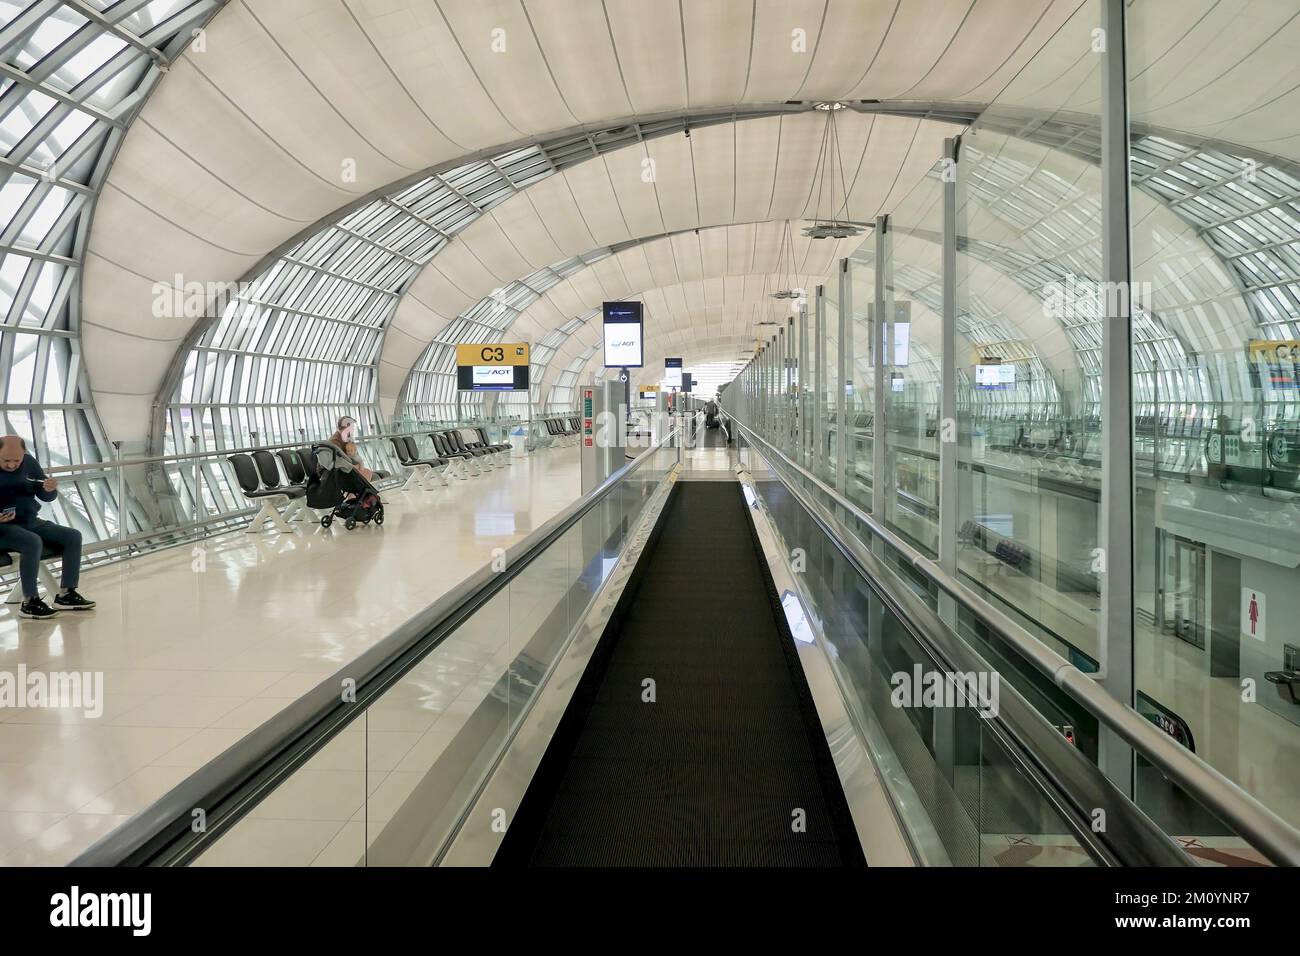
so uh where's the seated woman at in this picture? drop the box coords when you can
[322,417,386,497]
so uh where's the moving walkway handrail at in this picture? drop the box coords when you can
[739,460,1187,865]
[72,428,678,867]
[727,411,1300,867]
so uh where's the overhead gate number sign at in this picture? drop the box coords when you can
[455,343,530,391]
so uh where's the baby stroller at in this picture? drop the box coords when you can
[307,442,386,530]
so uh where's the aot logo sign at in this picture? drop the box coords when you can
[471,366,514,386]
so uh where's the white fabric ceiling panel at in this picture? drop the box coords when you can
[546,272,606,318]
[640,240,685,292]
[605,147,669,237]
[690,123,740,226]
[389,289,453,349]
[426,242,503,303]
[400,265,472,322]
[583,256,627,295]
[681,0,754,106]
[188,2,415,184]
[554,158,631,248]
[696,226,734,278]
[796,0,897,100]
[721,223,759,275]
[460,218,535,284]
[87,182,262,299]
[1128,1,1300,160]
[851,0,972,99]
[522,0,635,122]
[245,0,456,168]
[991,9,1099,118]
[437,0,583,136]
[879,117,953,212]
[743,0,835,103]
[772,115,842,219]
[81,255,194,348]
[669,232,709,285]
[380,323,434,377]
[645,134,702,235]
[732,116,784,222]
[485,200,567,267]
[508,178,598,256]
[119,72,344,229]
[958,0,1085,105]
[903,0,1062,103]
[610,247,654,293]
[603,0,690,114]
[343,0,523,148]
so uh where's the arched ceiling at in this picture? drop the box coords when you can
[381,110,958,407]
[80,0,1089,443]
[55,0,1300,446]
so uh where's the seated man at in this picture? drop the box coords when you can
[0,436,95,619]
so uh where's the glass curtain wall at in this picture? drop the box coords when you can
[1128,0,1300,835]
[724,0,1300,840]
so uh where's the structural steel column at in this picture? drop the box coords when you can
[798,303,809,468]
[939,138,961,631]
[814,285,826,478]
[872,217,888,518]
[835,259,849,496]
[1099,0,1136,793]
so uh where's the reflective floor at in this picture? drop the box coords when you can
[0,446,580,866]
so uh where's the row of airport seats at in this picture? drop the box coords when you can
[228,428,511,533]
[539,417,581,447]
[390,428,511,491]
[227,446,317,534]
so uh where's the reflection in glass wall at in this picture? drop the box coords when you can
[950,1,1107,678]
[1128,0,1300,837]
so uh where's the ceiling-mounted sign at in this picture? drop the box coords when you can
[665,358,686,390]
[681,372,693,393]
[455,342,530,391]
[603,301,644,368]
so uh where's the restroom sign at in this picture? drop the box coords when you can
[1241,587,1265,642]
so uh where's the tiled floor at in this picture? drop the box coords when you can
[0,445,580,866]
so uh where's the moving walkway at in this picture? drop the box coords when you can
[73,425,1300,868]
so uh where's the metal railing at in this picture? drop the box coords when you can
[71,427,678,867]
[727,410,1300,866]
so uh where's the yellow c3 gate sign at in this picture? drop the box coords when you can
[456,343,530,367]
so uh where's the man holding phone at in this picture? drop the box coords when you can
[0,435,94,619]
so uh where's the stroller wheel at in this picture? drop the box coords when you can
[374,509,385,526]
[321,515,333,528]
[345,518,357,530]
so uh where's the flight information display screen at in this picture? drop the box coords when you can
[975,364,1015,390]
[603,301,644,368]
[456,364,529,391]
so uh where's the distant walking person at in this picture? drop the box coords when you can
[0,436,95,619]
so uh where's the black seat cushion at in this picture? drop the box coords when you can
[277,449,306,484]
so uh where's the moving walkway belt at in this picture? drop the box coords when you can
[497,481,865,867]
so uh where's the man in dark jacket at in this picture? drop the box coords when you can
[0,435,95,619]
